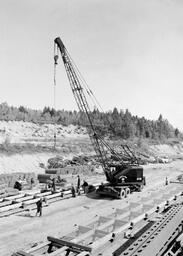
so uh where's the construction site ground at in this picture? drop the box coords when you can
[1,160,183,256]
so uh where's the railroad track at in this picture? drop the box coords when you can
[113,203,183,256]
[10,184,183,256]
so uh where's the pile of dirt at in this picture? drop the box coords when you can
[47,155,97,169]
[45,165,95,176]
[47,156,66,168]
[45,154,96,177]
[71,155,97,165]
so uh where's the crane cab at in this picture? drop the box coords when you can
[97,164,145,199]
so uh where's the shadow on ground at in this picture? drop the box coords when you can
[86,191,114,201]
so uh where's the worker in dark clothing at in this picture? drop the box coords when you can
[165,177,168,186]
[30,177,35,189]
[82,180,88,194]
[52,178,56,192]
[36,198,43,217]
[71,183,76,197]
[14,180,22,191]
[77,175,81,195]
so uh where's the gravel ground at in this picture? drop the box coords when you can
[0,160,183,256]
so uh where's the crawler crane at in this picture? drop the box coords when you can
[54,37,145,199]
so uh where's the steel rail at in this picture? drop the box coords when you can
[115,204,183,256]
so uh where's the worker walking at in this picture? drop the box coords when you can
[77,175,81,195]
[36,198,43,217]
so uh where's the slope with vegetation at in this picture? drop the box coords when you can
[0,103,182,175]
[0,102,181,143]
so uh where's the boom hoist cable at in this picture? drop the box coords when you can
[62,48,139,164]
[54,37,133,182]
[53,43,59,149]
[54,37,145,197]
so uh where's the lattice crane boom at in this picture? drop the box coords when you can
[54,37,143,188]
[54,37,120,180]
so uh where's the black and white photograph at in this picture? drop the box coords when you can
[1,1,183,255]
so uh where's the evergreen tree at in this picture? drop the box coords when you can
[0,102,181,141]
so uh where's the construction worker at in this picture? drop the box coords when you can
[23,174,27,182]
[71,183,76,197]
[77,175,81,195]
[14,177,22,191]
[36,198,43,217]
[52,178,56,192]
[165,177,168,186]
[82,180,88,194]
[30,177,35,189]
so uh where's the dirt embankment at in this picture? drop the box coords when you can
[150,143,183,158]
[0,121,88,144]
[0,153,55,174]
[0,121,182,176]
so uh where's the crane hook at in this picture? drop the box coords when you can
[54,55,59,65]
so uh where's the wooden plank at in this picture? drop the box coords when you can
[77,252,90,256]
[0,202,22,213]
[49,246,68,255]
[3,193,23,201]
[45,192,62,199]
[27,241,50,253]
[0,200,12,207]
[47,236,92,252]
[22,198,40,206]
[16,195,34,202]
[23,190,70,207]
[0,206,24,217]
[25,189,40,196]
[36,191,52,197]
[16,250,34,256]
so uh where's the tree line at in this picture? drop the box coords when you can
[0,102,181,141]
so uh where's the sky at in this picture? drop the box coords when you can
[1,0,183,130]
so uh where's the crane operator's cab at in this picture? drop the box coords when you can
[97,164,145,199]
